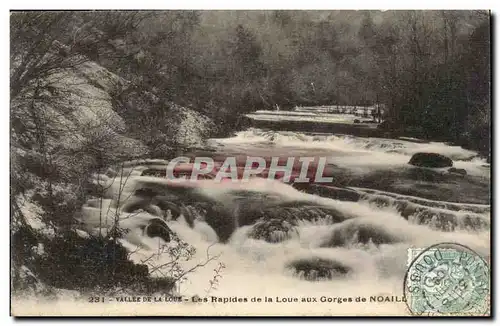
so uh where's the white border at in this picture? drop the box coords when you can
[3,0,499,10]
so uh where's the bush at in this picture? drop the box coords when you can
[12,228,176,295]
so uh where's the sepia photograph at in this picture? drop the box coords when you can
[9,9,491,317]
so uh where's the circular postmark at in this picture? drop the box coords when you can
[404,242,490,316]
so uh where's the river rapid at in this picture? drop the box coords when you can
[78,109,490,316]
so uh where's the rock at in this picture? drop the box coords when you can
[144,218,172,243]
[293,184,361,202]
[248,218,297,243]
[398,137,428,144]
[448,167,467,176]
[377,119,399,131]
[353,119,360,123]
[134,188,161,198]
[141,168,167,177]
[408,152,453,168]
[286,257,351,281]
[168,104,217,147]
[320,220,400,247]
[153,199,182,219]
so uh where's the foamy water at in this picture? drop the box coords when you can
[209,128,488,175]
[64,119,491,315]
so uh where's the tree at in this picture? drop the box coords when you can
[10,12,87,99]
[10,11,148,227]
[231,24,263,81]
[358,11,376,48]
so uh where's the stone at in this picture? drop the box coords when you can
[408,152,453,168]
[448,167,467,176]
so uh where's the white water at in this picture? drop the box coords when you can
[209,128,488,176]
[76,113,490,315]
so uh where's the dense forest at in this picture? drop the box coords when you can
[105,11,489,154]
[11,10,491,152]
[10,10,490,297]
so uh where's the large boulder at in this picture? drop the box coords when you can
[169,104,217,148]
[248,218,298,243]
[118,90,218,157]
[286,257,351,281]
[448,167,467,176]
[408,152,453,168]
[11,52,148,184]
[144,218,172,243]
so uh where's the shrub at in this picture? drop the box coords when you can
[12,228,176,295]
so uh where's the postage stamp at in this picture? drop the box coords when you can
[405,243,490,316]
